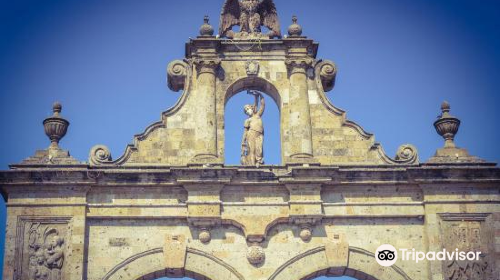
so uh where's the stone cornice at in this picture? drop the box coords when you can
[186,38,319,60]
[1,165,499,190]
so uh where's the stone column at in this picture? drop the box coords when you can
[191,58,221,164]
[285,58,316,164]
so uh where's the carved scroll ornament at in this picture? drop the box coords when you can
[394,144,419,164]
[317,60,337,92]
[167,60,190,92]
[89,145,112,165]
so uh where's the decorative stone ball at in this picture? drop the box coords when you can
[53,102,62,114]
[287,16,302,37]
[246,244,265,265]
[441,101,450,112]
[199,15,214,37]
[199,229,211,244]
[299,227,312,242]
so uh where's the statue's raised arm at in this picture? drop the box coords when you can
[257,93,265,117]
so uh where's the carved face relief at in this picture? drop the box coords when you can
[16,217,69,280]
[244,105,255,116]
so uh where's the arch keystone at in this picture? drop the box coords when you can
[325,233,349,275]
[164,234,187,275]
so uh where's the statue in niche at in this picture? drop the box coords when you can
[241,90,265,167]
[220,0,281,39]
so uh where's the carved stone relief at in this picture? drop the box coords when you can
[439,213,494,280]
[15,217,70,280]
[245,60,260,76]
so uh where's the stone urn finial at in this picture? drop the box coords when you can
[199,15,215,37]
[434,101,460,148]
[43,102,69,149]
[288,15,303,37]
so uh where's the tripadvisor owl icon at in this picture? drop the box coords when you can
[375,244,398,267]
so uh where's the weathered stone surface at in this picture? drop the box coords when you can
[1,166,499,280]
[1,2,499,280]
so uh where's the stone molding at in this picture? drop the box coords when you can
[102,247,245,280]
[3,166,500,188]
[438,213,491,221]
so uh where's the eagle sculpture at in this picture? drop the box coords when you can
[219,0,281,39]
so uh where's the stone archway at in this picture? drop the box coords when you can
[268,246,414,280]
[224,76,282,109]
[102,247,245,280]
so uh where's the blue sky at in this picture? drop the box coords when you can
[1,0,500,279]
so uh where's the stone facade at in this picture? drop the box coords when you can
[1,6,500,280]
[87,36,418,167]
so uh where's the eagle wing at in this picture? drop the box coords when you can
[258,0,281,38]
[219,0,241,37]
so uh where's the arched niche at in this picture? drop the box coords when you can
[222,76,283,164]
[224,76,282,109]
[102,248,244,280]
[268,246,414,280]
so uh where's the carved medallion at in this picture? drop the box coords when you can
[246,60,260,76]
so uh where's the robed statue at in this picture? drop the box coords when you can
[219,0,281,39]
[241,91,265,167]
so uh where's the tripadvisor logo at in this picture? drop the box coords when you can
[375,244,398,267]
[375,244,482,267]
